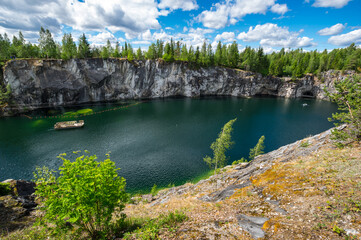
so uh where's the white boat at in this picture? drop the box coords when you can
[54,120,84,130]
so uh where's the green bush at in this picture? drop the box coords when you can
[33,152,128,239]
[0,182,11,196]
[123,210,188,240]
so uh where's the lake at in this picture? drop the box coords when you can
[0,97,337,192]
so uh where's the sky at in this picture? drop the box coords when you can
[0,0,360,53]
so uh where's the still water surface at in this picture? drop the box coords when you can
[0,97,337,192]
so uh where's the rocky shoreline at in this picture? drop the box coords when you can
[1,58,356,116]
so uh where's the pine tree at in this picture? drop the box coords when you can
[249,136,265,160]
[203,119,237,174]
[214,41,222,66]
[78,34,91,59]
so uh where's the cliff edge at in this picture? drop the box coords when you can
[1,58,354,116]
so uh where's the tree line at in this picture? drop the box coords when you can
[1,27,360,77]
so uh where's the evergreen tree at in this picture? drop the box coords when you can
[77,34,91,59]
[227,41,239,68]
[203,119,237,174]
[249,136,265,160]
[180,44,188,61]
[112,41,121,58]
[214,41,222,66]
[326,75,361,147]
[146,43,157,59]
[127,43,134,61]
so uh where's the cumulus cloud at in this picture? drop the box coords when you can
[88,32,117,46]
[328,29,361,46]
[214,32,236,42]
[270,4,289,15]
[158,0,198,11]
[312,0,352,8]
[197,0,288,29]
[237,23,316,48]
[0,0,162,43]
[317,23,345,36]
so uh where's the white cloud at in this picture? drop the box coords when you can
[132,40,151,45]
[318,23,345,36]
[270,4,289,15]
[237,23,316,48]
[0,0,162,43]
[312,0,352,8]
[88,32,117,45]
[140,30,152,41]
[197,3,229,29]
[214,32,235,42]
[197,0,288,29]
[328,29,361,46]
[263,46,278,54]
[165,27,174,30]
[158,0,198,11]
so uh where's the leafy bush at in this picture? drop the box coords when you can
[0,182,11,196]
[34,152,128,239]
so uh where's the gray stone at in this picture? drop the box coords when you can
[237,214,269,239]
[1,59,350,116]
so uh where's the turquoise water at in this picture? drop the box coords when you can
[0,97,337,192]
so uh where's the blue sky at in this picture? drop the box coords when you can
[0,0,360,53]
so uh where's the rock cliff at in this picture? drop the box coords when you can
[0,58,353,115]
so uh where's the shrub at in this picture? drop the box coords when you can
[33,152,128,239]
[0,182,11,196]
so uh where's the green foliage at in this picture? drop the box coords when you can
[77,33,91,59]
[61,33,77,60]
[232,157,246,165]
[249,136,265,160]
[0,84,11,107]
[326,75,361,147]
[33,152,128,239]
[332,225,345,236]
[150,184,158,196]
[0,182,11,196]
[203,118,237,174]
[1,27,361,77]
[300,140,310,148]
[123,210,188,240]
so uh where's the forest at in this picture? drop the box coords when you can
[0,27,360,78]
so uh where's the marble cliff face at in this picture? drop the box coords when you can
[1,58,349,114]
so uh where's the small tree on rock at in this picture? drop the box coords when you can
[326,75,361,147]
[203,118,237,174]
[249,136,265,160]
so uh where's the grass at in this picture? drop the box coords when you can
[2,210,188,240]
